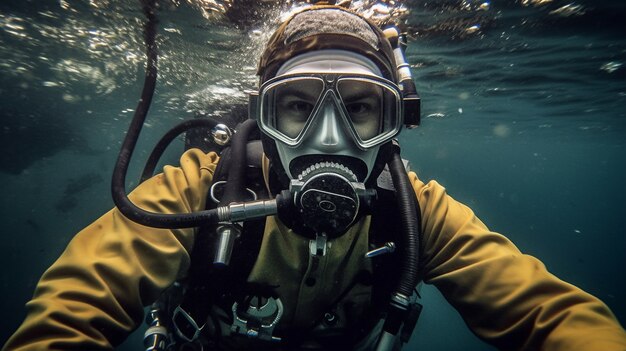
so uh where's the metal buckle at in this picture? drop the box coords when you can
[172,305,204,342]
[231,296,284,342]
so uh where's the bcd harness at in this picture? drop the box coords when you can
[143,124,424,351]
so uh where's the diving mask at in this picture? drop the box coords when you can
[258,73,402,149]
[254,50,403,182]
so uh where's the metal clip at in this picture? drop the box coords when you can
[211,123,233,146]
[210,180,257,204]
[213,224,241,266]
[309,233,328,257]
[144,304,168,351]
[365,242,396,258]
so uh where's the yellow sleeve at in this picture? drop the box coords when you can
[410,172,626,350]
[3,149,218,351]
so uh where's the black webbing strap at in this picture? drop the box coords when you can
[176,141,267,342]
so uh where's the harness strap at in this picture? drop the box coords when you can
[174,139,267,344]
[171,144,422,348]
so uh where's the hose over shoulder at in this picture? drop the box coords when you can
[378,141,422,341]
[388,147,421,297]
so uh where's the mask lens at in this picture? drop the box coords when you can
[336,78,399,143]
[259,75,401,148]
[261,78,324,140]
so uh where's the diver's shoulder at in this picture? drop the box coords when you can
[179,148,220,168]
[407,171,447,194]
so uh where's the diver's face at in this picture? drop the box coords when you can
[275,78,382,141]
[258,50,402,182]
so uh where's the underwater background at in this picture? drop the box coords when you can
[1,0,624,350]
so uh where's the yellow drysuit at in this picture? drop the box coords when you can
[3,149,626,350]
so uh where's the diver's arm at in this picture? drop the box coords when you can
[2,149,218,351]
[410,172,626,350]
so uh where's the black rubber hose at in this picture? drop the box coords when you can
[140,118,221,183]
[382,142,422,335]
[110,0,220,229]
[219,119,258,206]
[389,147,421,296]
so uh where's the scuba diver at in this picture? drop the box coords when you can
[3,2,626,351]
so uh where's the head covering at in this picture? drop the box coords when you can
[257,6,398,83]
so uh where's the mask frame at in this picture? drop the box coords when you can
[255,73,404,151]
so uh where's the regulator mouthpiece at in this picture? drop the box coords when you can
[289,161,375,238]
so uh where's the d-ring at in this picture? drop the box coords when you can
[210,180,258,203]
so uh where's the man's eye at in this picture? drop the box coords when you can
[288,101,314,115]
[346,102,371,116]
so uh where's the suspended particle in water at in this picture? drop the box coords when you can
[465,25,480,34]
[62,93,80,103]
[164,27,182,34]
[522,0,553,7]
[600,62,622,73]
[59,0,71,11]
[493,124,511,138]
[426,113,445,119]
[549,4,585,17]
